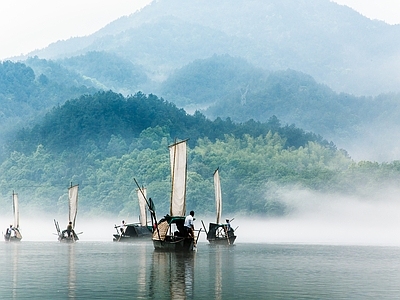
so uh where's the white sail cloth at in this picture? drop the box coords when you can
[137,187,147,226]
[169,140,187,217]
[214,169,222,224]
[68,185,79,228]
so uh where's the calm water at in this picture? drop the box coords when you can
[1,241,400,299]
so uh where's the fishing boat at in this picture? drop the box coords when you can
[204,168,236,245]
[113,186,154,242]
[4,191,22,242]
[54,183,80,242]
[152,139,199,251]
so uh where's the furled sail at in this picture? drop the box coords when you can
[169,140,187,217]
[213,169,222,224]
[137,187,147,226]
[68,184,79,228]
[13,192,19,229]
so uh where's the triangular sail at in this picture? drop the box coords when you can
[137,187,147,226]
[214,169,222,224]
[12,192,19,229]
[68,184,79,229]
[169,140,187,217]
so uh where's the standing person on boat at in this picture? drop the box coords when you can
[120,220,126,235]
[226,219,231,231]
[184,211,195,238]
[5,225,12,239]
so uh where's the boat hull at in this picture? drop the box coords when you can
[113,233,152,242]
[208,235,236,245]
[153,236,194,252]
[58,236,78,243]
[4,235,22,242]
[113,224,152,242]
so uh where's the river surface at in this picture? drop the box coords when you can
[1,241,400,299]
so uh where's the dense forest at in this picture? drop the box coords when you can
[1,90,400,221]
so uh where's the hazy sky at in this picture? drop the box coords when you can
[0,0,399,60]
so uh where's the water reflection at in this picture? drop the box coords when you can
[68,244,76,298]
[12,243,19,299]
[150,251,195,299]
[137,243,148,295]
[208,245,235,300]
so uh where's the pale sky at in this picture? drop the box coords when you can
[0,0,399,61]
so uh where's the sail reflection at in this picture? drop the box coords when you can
[68,244,76,298]
[209,245,235,300]
[137,243,148,295]
[150,251,195,299]
[11,243,19,299]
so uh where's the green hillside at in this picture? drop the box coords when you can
[1,90,399,220]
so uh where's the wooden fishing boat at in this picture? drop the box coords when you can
[54,183,80,242]
[204,168,236,245]
[113,187,153,242]
[152,139,200,251]
[4,191,22,242]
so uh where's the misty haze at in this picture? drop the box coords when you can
[2,0,400,299]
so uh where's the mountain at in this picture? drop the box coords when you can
[1,90,346,216]
[20,0,400,97]
[159,54,400,161]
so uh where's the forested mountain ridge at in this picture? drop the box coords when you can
[21,0,400,96]
[1,89,400,218]
[0,60,97,145]
[11,91,332,156]
[160,55,400,160]
[3,56,400,162]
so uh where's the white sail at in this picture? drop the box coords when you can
[12,192,19,229]
[214,169,222,224]
[137,187,147,226]
[169,140,187,217]
[68,184,79,229]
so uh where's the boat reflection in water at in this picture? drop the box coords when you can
[11,244,19,299]
[209,245,235,300]
[67,244,76,299]
[150,250,195,299]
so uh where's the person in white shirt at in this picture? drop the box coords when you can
[120,220,126,236]
[184,211,195,238]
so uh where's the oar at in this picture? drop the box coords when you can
[193,228,202,250]
[201,220,208,235]
[223,225,230,245]
[195,228,202,245]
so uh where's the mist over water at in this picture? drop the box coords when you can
[2,187,400,246]
[240,187,400,246]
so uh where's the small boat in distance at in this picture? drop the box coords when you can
[4,191,22,242]
[151,139,200,251]
[113,186,154,242]
[203,168,236,245]
[54,183,80,242]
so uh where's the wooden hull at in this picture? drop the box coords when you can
[208,235,236,245]
[113,224,152,242]
[4,235,22,242]
[153,236,194,252]
[58,236,78,243]
[113,233,152,242]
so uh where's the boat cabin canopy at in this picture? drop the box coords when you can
[153,215,187,241]
[207,222,235,239]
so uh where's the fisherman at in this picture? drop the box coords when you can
[5,225,12,239]
[226,219,231,231]
[62,221,73,238]
[120,220,126,236]
[184,211,195,238]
